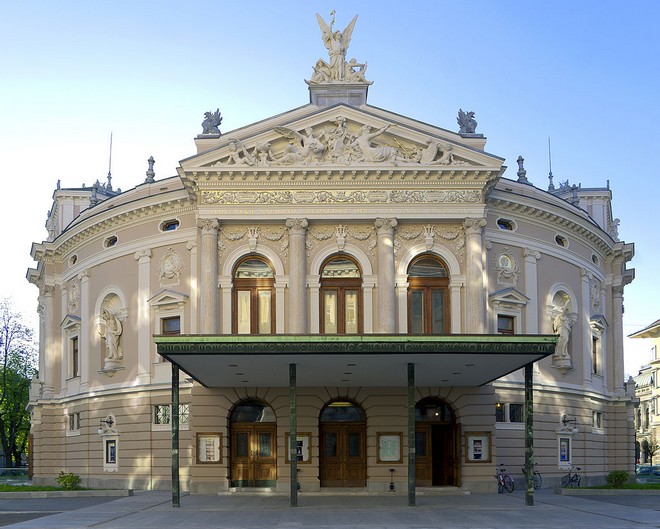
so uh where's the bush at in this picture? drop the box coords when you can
[606,470,629,488]
[56,471,82,490]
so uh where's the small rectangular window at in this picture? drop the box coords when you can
[509,403,524,423]
[161,316,180,335]
[154,404,189,425]
[495,402,506,422]
[68,412,80,431]
[592,336,599,374]
[71,336,79,377]
[497,315,515,335]
[593,411,602,429]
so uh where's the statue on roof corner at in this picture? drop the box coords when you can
[457,109,478,134]
[202,109,222,135]
[310,11,370,85]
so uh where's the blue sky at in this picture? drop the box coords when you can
[1,1,658,376]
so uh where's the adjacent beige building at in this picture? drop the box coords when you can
[27,13,636,496]
[631,319,660,464]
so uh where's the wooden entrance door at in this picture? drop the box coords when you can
[319,424,366,487]
[415,423,460,486]
[230,424,277,487]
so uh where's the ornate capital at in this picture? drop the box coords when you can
[42,285,55,297]
[463,217,486,235]
[523,247,541,261]
[197,218,220,234]
[286,218,309,235]
[78,269,90,281]
[375,217,397,236]
[134,249,152,262]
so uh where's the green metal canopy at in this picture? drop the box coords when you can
[155,334,557,388]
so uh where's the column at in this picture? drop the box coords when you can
[135,249,152,385]
[375,218,397,333]
[171,362,180,508]
[523,248,540,333]
[289,363,298,507]
[464,218,487,333]
[187,241,198,333]
[197,219,220,334]
[41,285,56,399]
[580,269,593,385]
[78,270,90,392]
[286,218,308,334]
[407,363,416,506]
[524,363,534,506]
[611,285,625,395]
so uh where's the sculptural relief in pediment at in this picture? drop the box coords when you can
[204,116,474,169]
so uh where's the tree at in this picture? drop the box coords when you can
[0,299,37,468]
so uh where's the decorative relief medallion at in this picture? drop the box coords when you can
[492,247,520,286]
[158,248,184,286]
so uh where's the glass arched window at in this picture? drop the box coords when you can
[407,254,450,334]
[320,255,362,334]
[233,256,275,334]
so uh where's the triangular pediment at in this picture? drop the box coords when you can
[182,105,503,172]
[61,314,81,330]
[489,287,530,309]
[148,289,189,308]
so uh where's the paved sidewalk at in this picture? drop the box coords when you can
[2,489,660,528]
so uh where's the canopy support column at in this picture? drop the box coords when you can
[407,362,416,506]
[524,362,534,506]
[171,362,180,508]
[289,363,298,507]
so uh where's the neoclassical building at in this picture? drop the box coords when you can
[631,319,660,464]
[27,13,636,500]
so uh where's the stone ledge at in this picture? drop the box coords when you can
[555,487,660,496]
[0,489,133,499]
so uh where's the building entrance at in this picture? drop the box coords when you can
[415,398,459,487]
[229,400,277,488]
[319,401,366,487]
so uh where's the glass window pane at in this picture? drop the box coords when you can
[325,432,337,457]
[415,431,427,457]
[431,289,445,333]
[321,258,360,278]
[237,290,251,334]
[410,290,424,333]
[236,432,249,457]
[495,403,505,422]
[497,315,515,335]
[320,402,365,422]
[348,432,361,457]
[345,290,358,334]
[258,432,272,457]
[235,258,273,278]
[162,316,181,335]
[510,403,524,423]
[257,290,271,334]
[409,257,447,278]
[324,291,338,334]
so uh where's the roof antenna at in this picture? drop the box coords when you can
[547,137,555,191]
[106,132,114,192]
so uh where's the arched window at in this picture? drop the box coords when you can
[233,256,275,334]
[407,254,450,334]
[320,255,362,334]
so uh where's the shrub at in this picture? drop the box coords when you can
[606,470,629,488]
[56,471,82,490]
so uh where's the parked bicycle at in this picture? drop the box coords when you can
[521,463,542,490]
[495,464,514,493]
[560,465,581,488]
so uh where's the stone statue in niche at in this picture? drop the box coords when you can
[201,109,222,135]
[457,109,478,134]
[548,295,577,368]
[99,308,123,362]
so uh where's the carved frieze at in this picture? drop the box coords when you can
[201,189,480,206]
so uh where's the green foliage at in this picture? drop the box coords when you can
[0,299,38,468]
[56,471,82,490]
[606,470,629,488]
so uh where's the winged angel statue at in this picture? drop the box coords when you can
[310,11,368,84]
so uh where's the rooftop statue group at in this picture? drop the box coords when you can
[213,116,469,168]
[309,11,371,85]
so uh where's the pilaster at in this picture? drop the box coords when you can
[375,218,397,333]
[286,218,308,333]
[135,249,152,385]
[464,218,487,333]
[197,219,220,334]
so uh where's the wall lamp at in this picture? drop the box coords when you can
[98,416,114,435]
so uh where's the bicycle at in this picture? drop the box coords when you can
[521,463,542,490]
[560,465,581,488]
[495,464,514,493]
